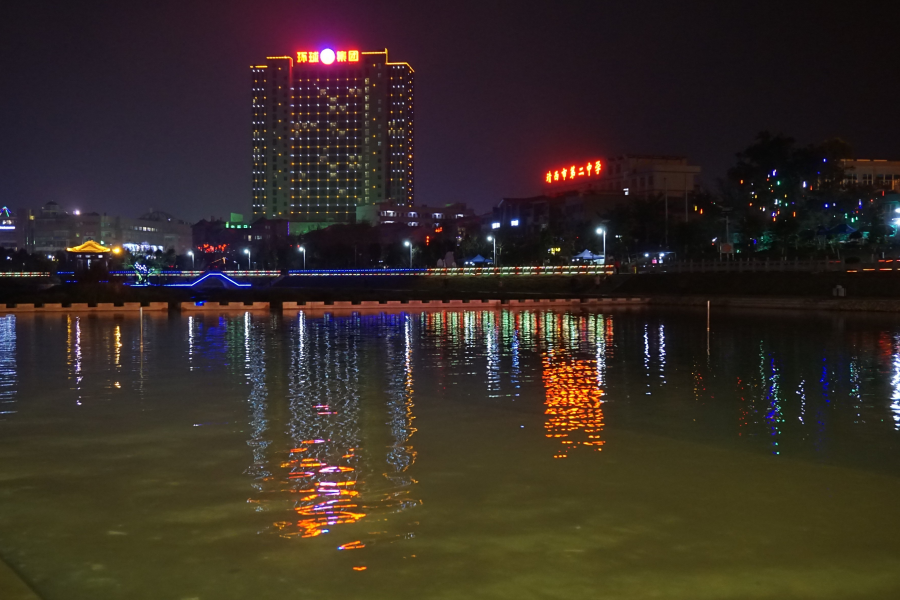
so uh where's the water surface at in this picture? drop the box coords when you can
[0,308,899,599]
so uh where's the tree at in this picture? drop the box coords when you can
[125,251,165,284]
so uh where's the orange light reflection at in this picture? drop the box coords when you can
[542,351,605,458]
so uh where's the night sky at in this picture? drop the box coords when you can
[2,0,898,222]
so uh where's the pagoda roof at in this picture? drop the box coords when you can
[66,240,111,253]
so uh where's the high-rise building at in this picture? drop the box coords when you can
[252,48,414,231]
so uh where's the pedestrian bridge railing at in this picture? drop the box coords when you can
[638,259,853,274]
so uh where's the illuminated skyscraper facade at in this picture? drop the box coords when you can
[251,48,414,230]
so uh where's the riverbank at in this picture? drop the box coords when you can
[645,295,900,313]
[0,557,40,600]
[2,271,900,314]
[611,270,900,297]
[0,275,609,305]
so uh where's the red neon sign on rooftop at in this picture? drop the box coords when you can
[545,160,603,184]
[297,49,360,64]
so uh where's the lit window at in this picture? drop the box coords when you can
[511,219,519,227]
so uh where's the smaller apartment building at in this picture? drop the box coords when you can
[356,202,474,230]
[543,155,700,198]
[491,193,630,236]
[842,159,900,191]
[598,155,700,197]
[21,203,192,254]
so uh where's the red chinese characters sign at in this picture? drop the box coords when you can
[545,160,603,184]
[297,49,360,65]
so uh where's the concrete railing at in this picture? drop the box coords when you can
[179,301,270,311]
[1,297,649,315]
[281,298,647,311]
[0,302,168,313]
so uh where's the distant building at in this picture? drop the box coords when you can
[192,215,290,252]
[603,155,700,197]
[252,48,414,229]
[191,216,250,252]
[21,203,191,254]
[490,193,630,235]
[542,155,701,198]
[0,207,19,249]
[249,217,291,244]
[842,159,900,191]
[356,202,473,230]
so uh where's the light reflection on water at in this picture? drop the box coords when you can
[0,315,15,417]
[2,308,900,598]
[892,334,900,429]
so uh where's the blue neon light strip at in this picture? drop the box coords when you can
[165,272,252,287]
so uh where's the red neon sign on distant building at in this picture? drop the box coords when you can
[545,160,603,184]
[297,49,360,64]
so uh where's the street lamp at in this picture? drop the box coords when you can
[595,227,606,263]
[404,240,413,268]
[187,250,194,270]
[243,248,251,270]
[487,235,497,266]
[298,246,306,270]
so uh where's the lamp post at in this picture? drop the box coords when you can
[595,227,606,263]
[404,240,413,268]
[244,248,251,271]
[187,250,194,270]
[487,235,497,266]
[299,246,306,270]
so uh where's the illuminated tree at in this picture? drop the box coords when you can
[124,251,165,284]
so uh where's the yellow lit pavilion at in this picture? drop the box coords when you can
[65,240,111,253]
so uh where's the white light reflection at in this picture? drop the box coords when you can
[67,315,83,405]
[245,314,269,486]
[594,314,607,388]
[187,316,194,370]
[485,311,500,397]
[114,324,122,368]
[658,323,666,384]
[850,358,862,424]
[0,315,16,418]
[763,352,783,455]
[643,324,651,394]
[891,334,900,430]
[509,312,520,397]
[385,314,419,495]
